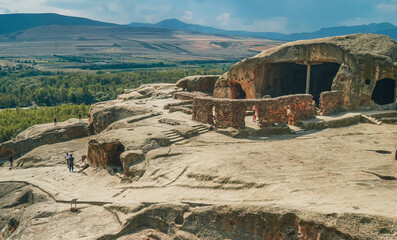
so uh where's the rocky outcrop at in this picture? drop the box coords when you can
[214,34,397,110]
[90,84,179,133]
[120,150,145,178]
[98,204,397,240]
[117,83,179,101]
[0,119,90,159]
[15,138,89,169]
[87,125,169,175]
[176,75,220,92]
[89,101,151,134]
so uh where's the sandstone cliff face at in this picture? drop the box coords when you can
[176,75,220,93]
[0,119,90,159]
[214,34,397,110]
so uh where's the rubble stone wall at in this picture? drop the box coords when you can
[214,100,247,128]
[192,98,214,124]
[319,91,343,115]
[193,94,316,128]
[256,94,315,127]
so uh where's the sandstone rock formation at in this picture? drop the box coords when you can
[214,34,397,110]
[176,75,220,92]
[117,83,179,101]
[97,204,397,240]
[1,81,397,239]
[0,119,90,159]
[87,121,170,175]
[90,84,179,133]
[15,138,89,169]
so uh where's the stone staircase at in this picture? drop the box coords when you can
[361,114,383,125]
[161,129,184,143]
[365,111,397,124]
[161,124,210,144]
[192,124,210,135]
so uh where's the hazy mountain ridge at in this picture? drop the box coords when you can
[0,13,118,35]
[129,18,397,41]
[0,13,395,41]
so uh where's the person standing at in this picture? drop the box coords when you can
[69,154,74,172]
[53,116,57,126]
[65,152,70,170]
[252,105,258,122]
[8,155,13,169]
[78,113,82,121]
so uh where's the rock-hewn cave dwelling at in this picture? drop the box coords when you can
[213,34,397,111]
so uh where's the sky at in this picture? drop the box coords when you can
[0,0,396,33]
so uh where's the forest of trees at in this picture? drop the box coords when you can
[0,65,231,142]
[0,104,90,143]
[0,65,230,108]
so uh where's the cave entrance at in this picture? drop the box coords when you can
[371,78,396,105]
[107,143,125,173]
[309,63,340,104]
[261,62,340,105]
[261,63,307,97]
[232,83,246,99]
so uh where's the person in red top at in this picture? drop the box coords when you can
[252,105,258,122]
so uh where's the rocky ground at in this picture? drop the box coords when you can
[0,84,396,240]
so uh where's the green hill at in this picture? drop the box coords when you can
[0,13,118,34]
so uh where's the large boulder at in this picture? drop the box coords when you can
[176,75,220,92]
[0,119,90,159]
[214,34,397,110]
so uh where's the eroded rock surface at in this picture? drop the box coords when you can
[90,84,179,134]
[0,119,90,159]
[0,81,396,240]
[176,75,220,93]
[98,204,397,240]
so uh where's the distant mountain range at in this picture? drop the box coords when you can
[0,13,396,41]
[129,18,397,41]
[129,18,287,40]
[0,13,117,35]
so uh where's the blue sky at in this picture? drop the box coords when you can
[0,0,396,33]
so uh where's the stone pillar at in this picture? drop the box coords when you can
[306,64,311,94]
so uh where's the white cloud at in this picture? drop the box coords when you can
[249,17,289,32]
[216,12,230,27]
[107,3,120,12]
[376,0,397,12]
[182,11,193,21]
[0,7,10,14]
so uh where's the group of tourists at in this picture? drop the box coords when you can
[53,113,92,126]
[64,152,75,172]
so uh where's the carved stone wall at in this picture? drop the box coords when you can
[193,94,316,128]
